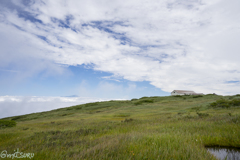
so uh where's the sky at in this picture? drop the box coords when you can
[0,0,240,118]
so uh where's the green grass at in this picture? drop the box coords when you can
[0,120,16,129]
[0,95,240,159]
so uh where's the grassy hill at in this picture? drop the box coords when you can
[0,94,240,159]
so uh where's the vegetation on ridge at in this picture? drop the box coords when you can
[0,94,240,159]
[0,120,16,129]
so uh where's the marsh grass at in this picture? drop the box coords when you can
[0,95,240,159]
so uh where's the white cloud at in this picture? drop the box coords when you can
[0,0,240,95]
[0,96,113,119]
[76,80,139,99]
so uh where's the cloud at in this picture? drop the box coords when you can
[0,0,240,95]
[77,80,139,99]
[0,96,113,119]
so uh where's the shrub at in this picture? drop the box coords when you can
[231,99,240,106]
[11,116,22,121]
[209,99,240,108]
[139,96,149,99]
[141,99,154,103]
[134,101,143,105]
[0,120,16,129]
[174,95,182,97]
[134,99,154,105]
[75,106,82,110]
[192,95,203,98]
[210,99,230,108]
[131,98,138,101]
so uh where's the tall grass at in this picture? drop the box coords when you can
[0,95,240,159]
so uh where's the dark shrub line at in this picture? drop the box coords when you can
[0,120,16,129]
[210,99,240,108]
[134,99,154,105]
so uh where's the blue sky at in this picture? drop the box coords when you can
[0,64,167,98]
[0,0,240,118]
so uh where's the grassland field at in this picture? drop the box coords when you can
[0,94,240,160]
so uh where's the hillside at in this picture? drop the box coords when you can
[0,94,240,159]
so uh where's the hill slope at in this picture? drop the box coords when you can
[0,94,240,159]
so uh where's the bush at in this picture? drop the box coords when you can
[209,99,240,108]
[131,98,138,101]
[174,95,182,97]
[139,97,149,99]
[141,99,154,103]
[11,116,23,121]
[231,99,240,106]
[192,95,203,98]
[0,120,16,129]
[210,99,230,108]
[134,101,143,105]
[134,99,154,105]
[74,106,82,110]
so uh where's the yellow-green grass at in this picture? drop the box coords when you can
[0,94,240,159]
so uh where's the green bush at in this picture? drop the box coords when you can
[134,99,154,105]
[134,101,144,105]
[11,116,23,121]
[74,106,82,110]
[209,99,240,108]
[231,99,240,106]
[210,99,230,108]
[141,99,154,103]
[174,95,182,97]
[192,95,203,98]
[139,96,149,99]
[131,98,138,101]
[0,120,16,129]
